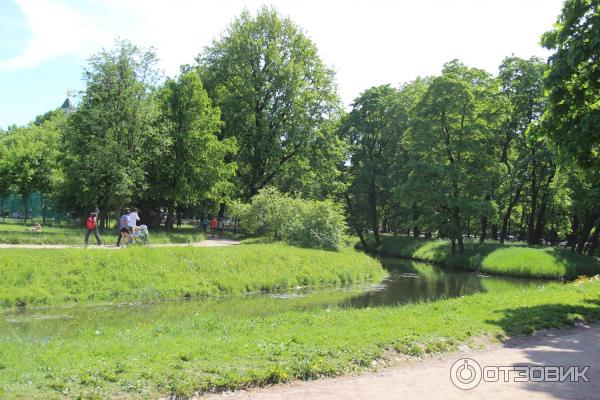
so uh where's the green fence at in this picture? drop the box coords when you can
[1,193,64,221]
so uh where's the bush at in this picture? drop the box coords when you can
[239,188,347,250]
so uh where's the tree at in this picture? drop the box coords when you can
[404,61,507,254]
[143,71,237,228]
[541,0,600,170]
[342,85,410,246]
[541,0,600,253]
[197,7,342,200]
[0,121,61,223]
[61,40,160,227]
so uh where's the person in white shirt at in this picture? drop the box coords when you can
[128,208,141,243]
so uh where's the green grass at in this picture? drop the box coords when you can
[1,278,599,399]
[0,221,205,245]
[363,235,600,279]
[0,244,386,309]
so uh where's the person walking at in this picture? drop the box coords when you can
[210,216,218,238]
[84,208,102,246]
[218,217,225,239]
[116,208,131,247]
[128,208,140,243]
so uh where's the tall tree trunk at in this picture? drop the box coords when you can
[458,236,465,255]
[519,209,527,241]
[527,161,538,244]
[569,214,579,252]
[451,237,456,255]
[491,224,498,241]
[500,186,521,244]
[369,184,380,245]
[480,216,487,243]
[344,193,368,250]
[586,220,600,257]
[576,216,595,254]
[532,168,555,245]
[532,193,549,245]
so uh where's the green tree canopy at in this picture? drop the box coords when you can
[61,40,161,224]
[143,71,237,227]
[197,7,342,200]
[542,0,600,169]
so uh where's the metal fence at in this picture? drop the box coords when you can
[0,192,66,222]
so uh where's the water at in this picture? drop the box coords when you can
[0,257,547,337]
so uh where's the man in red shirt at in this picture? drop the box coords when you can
[210,217,218,238]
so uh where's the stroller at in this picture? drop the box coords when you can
[131,225,149,245]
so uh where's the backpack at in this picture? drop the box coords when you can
[86,215,96,230]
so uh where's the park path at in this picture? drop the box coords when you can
[0,238,240,249]
[203,323,600,400]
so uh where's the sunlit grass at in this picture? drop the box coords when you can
[1,279,599,399]
[363,235,600,279]
[0,244,385,309]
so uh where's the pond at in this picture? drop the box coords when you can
[0,257,547,339]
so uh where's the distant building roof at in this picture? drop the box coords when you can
[60,98,74,113]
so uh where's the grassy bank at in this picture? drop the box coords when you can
[361,236,600,279]
[0,221,205,245]
[0,244,385,309]
[1,278,599,399]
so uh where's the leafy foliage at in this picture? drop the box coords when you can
[198,7,343,200]
[239,187,347,250]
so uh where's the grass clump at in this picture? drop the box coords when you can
[0,221,205,245]
[362,235,600,279]
[2,279,600,399]
[0,244,385,309]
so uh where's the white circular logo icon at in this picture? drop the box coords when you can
[450,358,482,390]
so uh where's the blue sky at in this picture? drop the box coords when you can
[0,0,565,130]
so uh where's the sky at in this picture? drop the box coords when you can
[0,0,565,129]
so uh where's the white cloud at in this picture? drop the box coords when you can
[0,0,107,71]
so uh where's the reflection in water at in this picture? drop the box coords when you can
[0,257,547,338]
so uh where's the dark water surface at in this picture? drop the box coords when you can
[0,257,548,337]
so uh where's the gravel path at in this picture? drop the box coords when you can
[204,323,600,400]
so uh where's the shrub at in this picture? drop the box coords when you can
[238,188,347,250]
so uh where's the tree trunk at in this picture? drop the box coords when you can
[480,216,487,243]
[569,214,579,252]
[369,185,380,245]
[527,163,538,244]
[412,226,420,238]
[491,224,498,241]
[576,216,594,254]
[344,192,369,250]
[458,236,465,255]
[451,238,456,255]
[519,209,527,241]
[500,186,521,244]
[586,220,600,257]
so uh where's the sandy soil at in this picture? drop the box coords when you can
[203,323,600,400]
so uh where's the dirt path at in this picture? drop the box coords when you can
[0,238,240,249]
[204,323,600,400]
